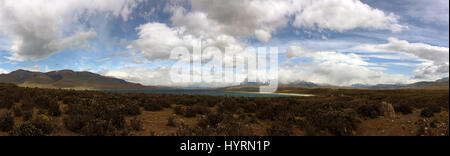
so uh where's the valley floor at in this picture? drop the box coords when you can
[0,83,448,136]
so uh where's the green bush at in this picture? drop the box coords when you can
[0,112,14,132]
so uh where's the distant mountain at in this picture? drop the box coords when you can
[0,69,153,90]
[351,77,449,89]
[436,77,449,83]
[351,83,405,89]
[421,77,449,89]
[283,81,319,88]
[234,79,319,89]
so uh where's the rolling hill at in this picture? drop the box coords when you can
[0,69,153,90]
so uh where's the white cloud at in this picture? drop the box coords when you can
[353,38,449,63]
[131,22,193,61]
[0,0,141,61]
[352,37,449,79]
[286,46,318,59]
[103,67,242,88]
[279,62,413,86]
[287,46,373,66]
[166,0,403,43]
[293,0,404,32]
[254,29,272,43]
[168,0,293,42]
[129,0,405,65]
[0,68,9,74]
[21,64,41,72]
[95,57,111,63]
[282,45,415,86]
[131,22,248,63]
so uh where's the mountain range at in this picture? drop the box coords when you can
[351,77,449,89]
[239,78,448,89]
[0,69,153,90]
[0,69,448,90]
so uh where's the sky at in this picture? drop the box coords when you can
[0,0,448,87]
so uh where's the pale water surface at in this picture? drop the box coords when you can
[97,89,312,98]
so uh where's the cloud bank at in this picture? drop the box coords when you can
[0,0,141,61]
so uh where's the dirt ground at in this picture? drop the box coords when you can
[356,110,449,136]
[1,107,448,136]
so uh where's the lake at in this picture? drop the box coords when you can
[97,89,313,98]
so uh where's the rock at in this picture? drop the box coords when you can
[381,102,396,118]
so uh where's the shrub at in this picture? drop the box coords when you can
[9,122,44,136]
[63,115,89,132]
[0,96,13,109]
[31,114,56,135]
[143,103,162,112]
[174,105,184,115]
[62,96,78,105]
[428,104,442,113]
[13,105,23,117]
[200,112,224,128]
[81,119,117,136]
[183,106,196,118]
[193,104,210,115]
[266,121,292,136]
[357,103,381,119]
[395,103,413,115]
[167,116,176,127]
[121,103,141,116]
[23,111,33,122]
[109,114,126,129]
[176,122,195,136]
[130,117,143,131]
[0,112,14,132]
[306,107,359,136]
[48,102,61,117]
[420,108,434,118]
[21,97,34,111]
